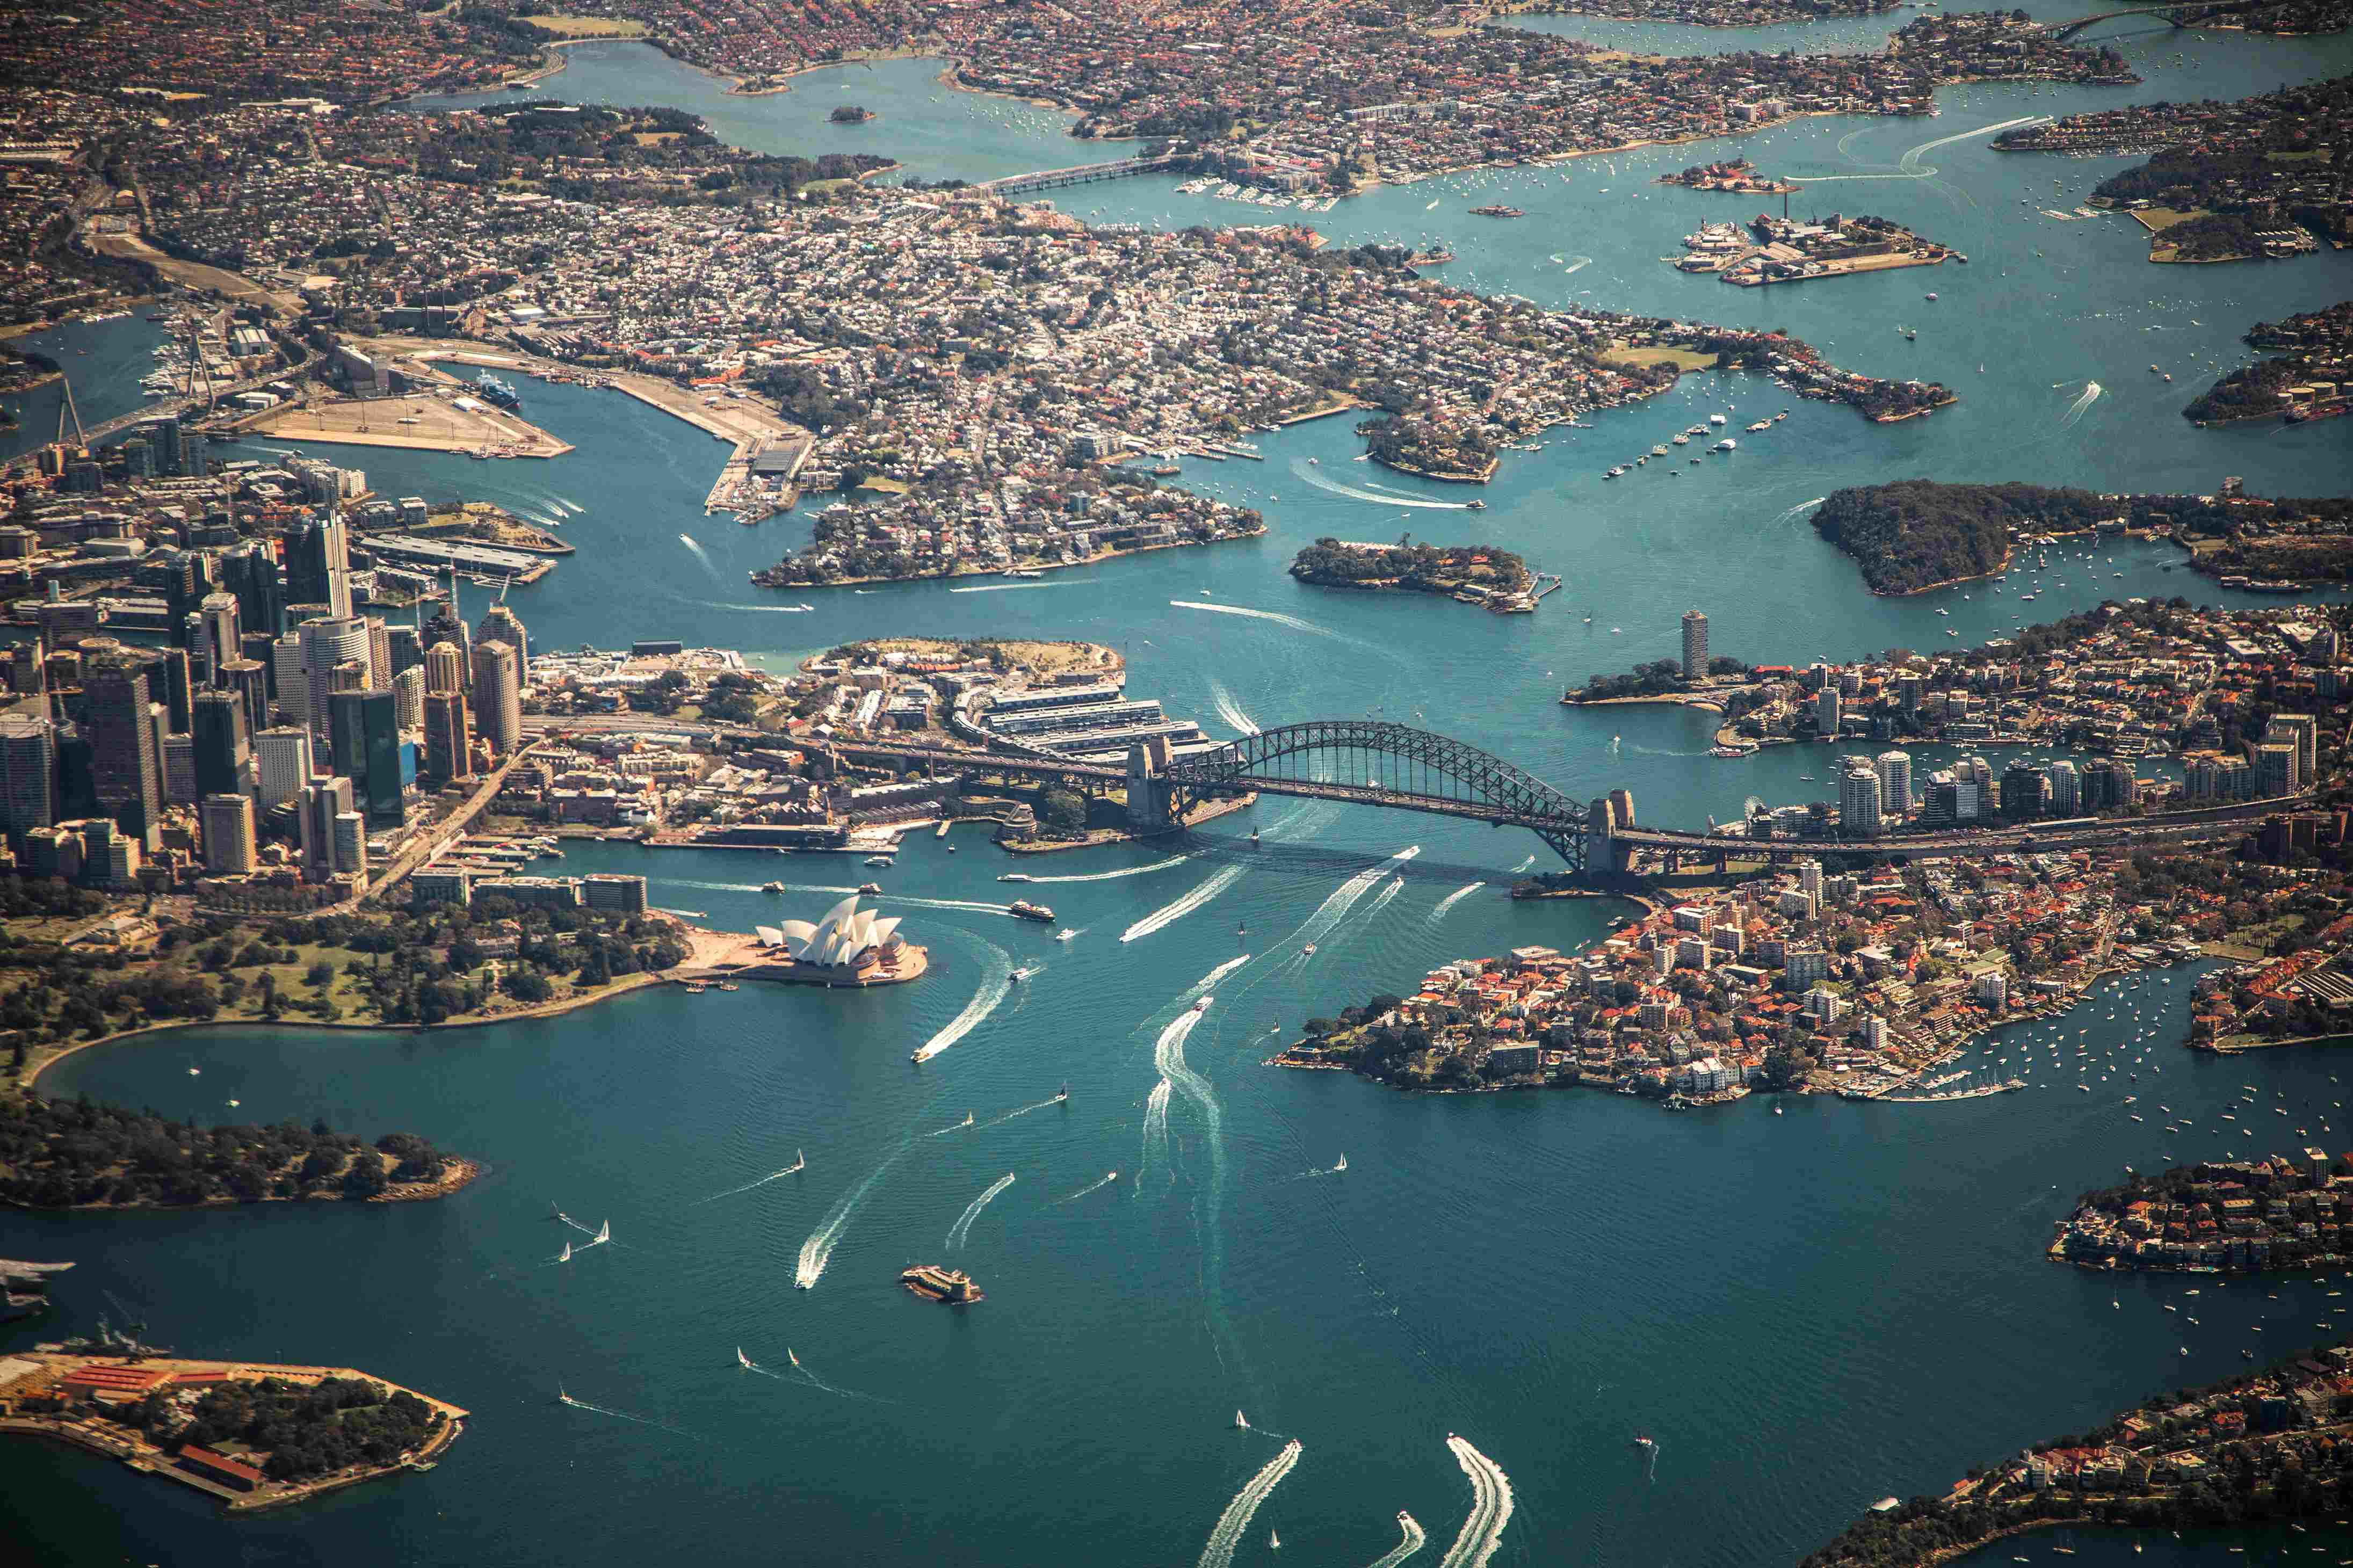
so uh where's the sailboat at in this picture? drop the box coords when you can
[594,1219,611,1245]
[559,1240,572,1264]
[736,1347,753,1369]
[1334,1154,1348,1172]
[1235,1410,1249,1429]
[556,1383,577,1407]
[1270,1530,1281,1550]
[1056,1084,1069,1102]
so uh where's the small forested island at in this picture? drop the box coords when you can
[0,1090,469,1210]
[1288,537,1536,611]
[829,104,875,124]
[1802,1340,2353,1566]
[2053,1152,2353,1273]
[2185,301,2352,425]
[1654,158,1797,194]
[1812,480,2353,593]
[1357,413,1499,483]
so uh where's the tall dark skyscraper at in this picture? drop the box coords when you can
[155,646,192,734]
[84,656,162,844]
[286,516,352,618]
[220,657,270,739]
[191,689,250,800]
[328,688,404,830]
[223,542,286,640]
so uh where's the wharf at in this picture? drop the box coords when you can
[234,393,571,459]
[1875,1077,2028,1104]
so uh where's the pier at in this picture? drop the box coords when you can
[979,153,1188,196]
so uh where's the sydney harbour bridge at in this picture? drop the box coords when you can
[824,720,2296,879]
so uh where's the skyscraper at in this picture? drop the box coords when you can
[393,665,424,731]
[1873,750,1912,819]
[470,640,522,757]
[328,688,404,829]
[220,657,271,739]
[422,691,473,784]
[1679,608,1707,680]
[477,603,529,684]
[287,515,353,618]
[221,541,285,640]
[300,774,354,876]
[1838,760,1883,837]
[84,655,162,844]
[271,632,308,729]
[199,592,241,681]
[200,792,257,874]
[2046,757,2080,816]
[333,812,368,881]
[297,615,372,747]
[1814,686,1841,738]
[0,713,56,836]
[424,642,467,696]
[2263,715,2316,788]
[253,726,314,809]
[190,688,250,800]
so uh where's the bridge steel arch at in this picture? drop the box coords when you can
[1161,720,1591,869]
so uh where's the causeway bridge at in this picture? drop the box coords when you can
[826,721,2301,879]
[980,154,1189,195]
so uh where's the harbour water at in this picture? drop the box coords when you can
[7,12,2353,1565]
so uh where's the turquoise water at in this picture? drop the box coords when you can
[6,21,2353,1567]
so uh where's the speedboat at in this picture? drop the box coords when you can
[998,873,1033,883]
[1300,944,1317,958]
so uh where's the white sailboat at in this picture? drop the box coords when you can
[594,1219,611,1245]
[1270,1529,1281,1550]
[1235,1410,1249,1429]
[559,1240,572,1264]
[736,1346,752,1369]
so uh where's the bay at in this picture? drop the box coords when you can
[5,17,2353,1565]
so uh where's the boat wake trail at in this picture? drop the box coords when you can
[1429,883,1484,922]
[946,580,1080,592]
[741,1348,892,1403]
[1292,848,1421,953]
[946,1173,1017,1249]
[1795,115,2047,183]
[2059,379,2104,430]
[910,934,1013,1062]
[1292,1153,1348,1181]
[795,1147,907,1288]
[1122,865,1248,943]
[677,534,718,576]
[1646,1438,1662,1482]
[1137,1078,1172,1192]
[1169,600,1352,642]
[1510,854,1536,874]
[1286,459,1471,511]
[687,1154,804,1206]
[1559,257,1590,275]
[1054,1170,1120,1204]
[1028,855,1188,884]
[1189,954,1252,999]
[1771,496,1828,527]
[1437,1436,1516,1568]
[1366,1512,1429,1568]
[557,1390,699,1441]
[1196,1439,1304,1568]
[974,1094,1063,1131]
[698,601,815,614]
[1208,678,1262,737]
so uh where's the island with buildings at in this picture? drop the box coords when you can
[1671,210,1954,288]
[1655,158,1800,195]
[2052,1151,2353,1274]
[1801,1338,2353,1565]
[1289,539,1540,612]
[0,1352,467,1513]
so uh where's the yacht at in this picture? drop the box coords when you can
[864,854,896,867]
[998,873,1033,883]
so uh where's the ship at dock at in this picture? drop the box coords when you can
[902,1264,984,1304]
[472,372,523,411]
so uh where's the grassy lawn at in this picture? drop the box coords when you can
[1603,344,1717,372]
[519,14,649,37]
[2132,207,2207,234]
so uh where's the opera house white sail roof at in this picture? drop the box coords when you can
[768,894,903,969]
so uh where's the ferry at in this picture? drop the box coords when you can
[1468,204,1525,218]
[858,882,883,895]
[864,854,896,867]
[1712,438,1736,453]
[1008,899,1056,922]
[1466,498,1487,510]
[901,1264,984,1305]
[761,881,787,893]
[1193,994,1214,1013]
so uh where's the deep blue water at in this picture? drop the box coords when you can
[5,17,2353,1566]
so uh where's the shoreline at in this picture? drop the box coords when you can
[2,1157,484,1215]
[754,521,1267,592]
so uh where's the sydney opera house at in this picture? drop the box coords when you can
[750,894,928,986]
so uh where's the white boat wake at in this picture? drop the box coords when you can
[910,934,1013,1062]
[1137,1078,1172,1191]
[1772,496,1828,527]
[1559,257,1590,275]
[1429,882,1484,921]
[1794,114,2048,183]
[2059,379,2104,430]
[1197,1439,1304,1568]
[794,1147,906,1288]
[1330,877,1406,947]
[1366,1512,1429,1568]
[1028,855,1188,884]
[1208,678,1263,737]
[1291,848,1421,953]
[1436,1436,1516,1568]
[677,533,716,574]
[974,1094,1065,1131]
[741,1348,890,1403]
[1189,954,1252,998]
[946,580,1078,592]
[699,601,815,614]
[1287,459,1471,511]
[946,1172,1017,1249]
[1510,854,1536,874]
[1054,1170,1119,1204]
[1122,865,1248,943]
[556,1388,698,1440]
[687,1153,804,1206]
[1169,600,1350,641]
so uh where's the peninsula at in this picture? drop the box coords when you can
[2052,1151,2353,1273]
[2184,301,2352,427]
[1289,539,1539,613]
[1802,1339,2353,1566]
[0,1353,466,1513]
